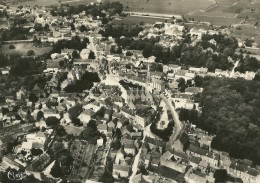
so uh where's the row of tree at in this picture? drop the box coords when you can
[100,25,143,38]
[50,1,123,17]
[150,108,174,141]
[51,36,89,54]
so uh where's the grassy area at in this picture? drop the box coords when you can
[107,0,214,15]
[192,11,237,18]
[186,15,242,26]
[61,0,97,6]
[0,43,52,56]
[232,24,260,38]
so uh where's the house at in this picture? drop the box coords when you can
[26,132,47,145]
[151,78,165,91]
[16,88,27,100]
[43,109,60,119]
[134,110,152,129]
[44,61,60,73]
[113,164,130,178]
[26,153,51,175]
[187,144,219,167]
[185,87,202,95]
[1,156,23,171]
[97,124,107,134]
[227,162,260,183]
[199,161,209,174]
[219,151,231,167]
[121,106,135,120]
[107,127,113,138]
[185,170,208,183]
[107,121,116,129]
[68,103,83,118]
[160,151,187,173]
[189,155,202,168]
[123,143,136,155]
[97,138,103,147]
[0,67,10,75]
[5,96,15,103]
[115,149,125,164]
[64,125,83,136]
[144,136,166,153]
[78,109,95,125]
[130,132,142,139]
[0,135,15,155]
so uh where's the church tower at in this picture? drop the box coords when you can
[146,63,151,85]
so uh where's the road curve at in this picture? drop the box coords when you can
[160,94,183,150]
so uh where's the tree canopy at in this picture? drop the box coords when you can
[198,77,260,164]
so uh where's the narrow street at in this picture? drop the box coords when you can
[129,134,146,183]
[160,94,183,151]
[230,60,240,78]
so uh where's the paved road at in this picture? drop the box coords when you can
[160,94,183,151]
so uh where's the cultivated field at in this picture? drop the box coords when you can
[214,0,238,6]
[0,43,52,56]
[10,0,59,7]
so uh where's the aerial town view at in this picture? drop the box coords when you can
[0,0,260,182]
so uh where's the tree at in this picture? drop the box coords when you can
[111,139,121,150]
[178,109,189,122]
[50,161,63,178]
[56,125,67,137]
[126,51,133,56]
[80,126,100,144]
[36,111,44,121]
[27,50,35,56]
[139,164,148,175]
[9,44,15,49]
[214,169,227,183]
[79,25,88,32]
[177,77,186,92]
[194,75,203,87]
[31,148,43,156]
[143,44,153,58]
[45,117,60,126]
[51,141,65,157]
[72,50,80,58]
[88,51,96,59]
[102,17,109,24]
[29,92,38,103]
[87,120,97,131]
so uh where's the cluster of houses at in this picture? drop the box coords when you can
[0,2,260,183]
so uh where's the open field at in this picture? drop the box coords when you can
[9,0,59,7]
[191,11,237,18]
[110,0,214,15]
[0,43,52,56]
[186,15,242,26]
[214,0,238,6]
[231,24,260,46]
